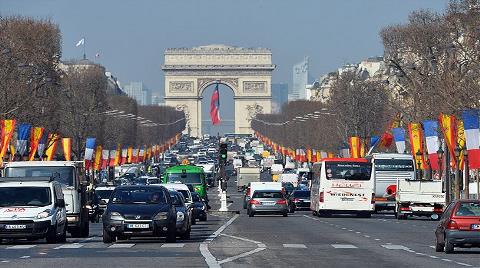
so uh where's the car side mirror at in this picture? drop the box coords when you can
[56,199,66,208]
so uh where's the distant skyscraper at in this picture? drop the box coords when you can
[290,56,309,101]
[151,94,164,106]
[123,82,151,105]
[271,83,288,113]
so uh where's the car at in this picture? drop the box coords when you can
[169,191,192,239]
[0,177,67,244]
[95,185,116,213]
[287,190,311,212]
[102,185,177,243]
[147,177,161,185]
[435,199,480,253]
[191,192,208,222]
[247,190,288,217]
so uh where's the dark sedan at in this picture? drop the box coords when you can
[288,190,311,213]
[102,185,177,243]
[169,191,192,239]
[435,199,480,253]
[191,192,208,222]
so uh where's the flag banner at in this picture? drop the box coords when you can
[45,134,59,161]
[408,123,427,169]
[84,137,96,170]
[37,131,48,159]
[16,123,31,157]
[349,137,361,158]
[127,147,133,163]
[121,148,128,165]
[321,151,328,158]
[139,148,145,163]
[379,132,394,148]
[370,136,380,148]
[392,128,406,154]
[93,145,102,171]
[0,119,16,161]
[109,149,116,167]
[132,148,139,163]
[462,109,480,168]
[439,113,457,168]
[61,138,72,161]
[327,152,335,158]
[360,140,366,158]
[341,147,350,158]
[457,120,465,170]
[29,127,44,160]
[423,120,440,170]
[102,149,109,170]
[210,83,221,125]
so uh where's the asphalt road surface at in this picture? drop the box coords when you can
[1,169,479,268]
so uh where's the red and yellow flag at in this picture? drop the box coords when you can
[61,138,72,161]
[349,136,362,158]
[127,147,133,164]
[114,144,121,166]
[457,120,465,169]
[29,127,44,160]
[0,119,16,161]
[408,123,426,169]
[94,145,102,171]
[45,134,59,161]
[439,113,457,168]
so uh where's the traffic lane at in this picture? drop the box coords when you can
[0,215,229,268]
[300,211,480,267]
[219,212,458,268]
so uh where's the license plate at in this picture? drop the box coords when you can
[5,225,27,229]
[262,202,275,206]
[472,224,480,230]
[127,224,149,229]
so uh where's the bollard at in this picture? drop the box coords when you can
[219,190,228,212]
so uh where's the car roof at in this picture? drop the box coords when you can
[5,161,83,167]
[115,185,165,190]
[163,183,190,191]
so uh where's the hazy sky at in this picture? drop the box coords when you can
[2,0,449,97]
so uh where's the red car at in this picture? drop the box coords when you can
[435,199,480,253]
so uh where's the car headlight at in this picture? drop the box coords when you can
[154,212,169,220]
[36,209,53,219]
[176,212,185,222]
[109,212,124,221]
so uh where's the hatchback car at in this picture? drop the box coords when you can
[169,191,192,239]
[288,190,311,212]
[247,190,288,217]
[102,185,177,243]
[435,200,480,253]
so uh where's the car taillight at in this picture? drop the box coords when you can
[371,193,375,204]
[447,220,458,230]
[400,206,411,211]
[293,198,300,202]
[319,192,324,203]
[276,199,287,205]
[433,207,443,213]
[249,199,260,205]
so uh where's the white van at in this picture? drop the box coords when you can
[310,158,375,218]
[0,177,67,243]
[246,181,283,204]
[162,183,193,205]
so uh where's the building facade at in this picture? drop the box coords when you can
[123,82,151,106]
[289,56,310,101]
[271,83,288,113]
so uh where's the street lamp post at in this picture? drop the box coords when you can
[416,150,423,180]
[437,146,448,203]
[454,145,461,200]
[464,149,470,199]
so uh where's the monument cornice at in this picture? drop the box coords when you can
[161,64,275,71]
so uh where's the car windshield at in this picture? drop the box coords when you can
[169,193,184,206]
[177,190,190,201]
[0,187,51,207]
[253,191,283,199]
[5,166,75,187]
[374,159,414,171]
[111,188,166,204]
[292,191,310,198]
[96,189,114,199]
[325,162,372,181]
[167,173,202,184]
[455,202,480,216]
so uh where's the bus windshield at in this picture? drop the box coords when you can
[167,173,202,184]
[325,162,372,181]
[374,159,414,171]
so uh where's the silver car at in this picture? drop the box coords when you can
[247,190,288,217]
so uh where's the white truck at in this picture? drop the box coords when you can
[4,161,91,237]
[395,179,445,220]
[279,173,299,188]
[237,167,261,191]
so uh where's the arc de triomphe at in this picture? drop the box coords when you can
[161,45,275,137]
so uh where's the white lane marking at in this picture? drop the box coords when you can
[7,245,36,249]
[382,244,410,250]
[428,255,439,259]
[39,252,47,255]
[108,243,135,248]
[374,238,381,241]
[1,260,9,263]
[283,244,307,248]
[341,228,347,230]
[218,247,266,265]
[54,243,84,249]
[227,203,233,208]
[332,244,358,249]
[429,246,435,249]
[220,233,263,244]
[455,262,472,267]
[364,235,371,238]
[355,232,361,234]
[441,259,452,262]
[200,214,239,268]
[161,243,185,248]
[19,256,30,259]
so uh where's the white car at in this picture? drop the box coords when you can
[0,177,67,243]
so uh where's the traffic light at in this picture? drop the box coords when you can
[219,143,228,163]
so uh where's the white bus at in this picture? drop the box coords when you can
[366,153,415,212]
[310,158,375,218]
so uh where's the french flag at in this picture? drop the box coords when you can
[462,109,480,168]
[392,128,406,154]
[423,120,439,170]
[84,138,96,170]
[210,83,221,125]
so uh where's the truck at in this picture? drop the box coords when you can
[271,164,284,182]
[395,179,445,220]
[3,161,91,237]
[278,173,299,188]
[237,167,261,191]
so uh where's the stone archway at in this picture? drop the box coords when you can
[162,44,275,137]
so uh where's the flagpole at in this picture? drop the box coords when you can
[83,36,86,60]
